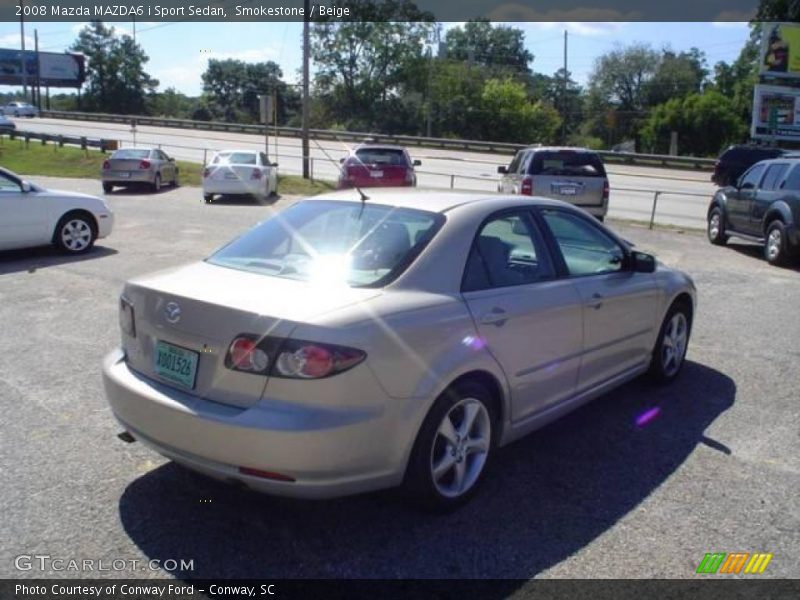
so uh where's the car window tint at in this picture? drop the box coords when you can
[463,212,554,291]
[506,151,523,174]
[761,163,789,191]
[354,148,407,165]
[216,152,257,165]
[0,172,20,192]
[783,165,800,190]
[541,210,625,276]
[112,149,150,160]
[530,152,606,177]
[740,163,766,188]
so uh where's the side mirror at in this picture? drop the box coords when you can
[21,181,31,193]
[339,158,345,164]
[413,159,421,166]
[630,251,656,273]
[271,162,279,167]
[497,166,508,174]
[168,157,175,162]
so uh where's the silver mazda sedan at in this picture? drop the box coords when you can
[103,190,696,510]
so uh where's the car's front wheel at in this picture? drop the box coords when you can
[203,194,213,203]
[54,213,96,254]
[765,220,792,266]
[403,381,495,511]
[649,301,692,384]
[102,183,113,194]
[707,207,728,246]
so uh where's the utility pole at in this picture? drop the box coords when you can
[301,0,310,179]
[562,29,568,145]
[34,28,40,109]
[19,0,28,100]
[132,15,136,44]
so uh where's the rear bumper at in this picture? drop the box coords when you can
[102,171,154,185]
[102,349,416,499]
[203,180,267,196]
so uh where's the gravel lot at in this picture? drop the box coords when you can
[1,178,798,581]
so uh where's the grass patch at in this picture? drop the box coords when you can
[0,136,335,195]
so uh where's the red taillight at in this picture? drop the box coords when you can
[139,159,151,170]
[102,160,110,170]
[226,337,270,373]
[251,169,263,180]
[225,335,365,379]
[520,176,533,195]
[203,167,210,178]
[603,180,610,201]
[238,467,295,482]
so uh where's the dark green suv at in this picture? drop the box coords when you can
[707,157,800,266]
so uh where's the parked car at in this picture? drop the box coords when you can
[202,150,278,203]
[0,167,113,254]
[338,144,421,189]
[711,145,787,188]
[498,147,610,221]
[0,115,16,132]
[707,156,800,266]
[103,190,695,510]
[101,148,179,193]
[0,101,37,117]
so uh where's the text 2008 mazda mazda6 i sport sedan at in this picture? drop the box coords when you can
[103,190,696,510]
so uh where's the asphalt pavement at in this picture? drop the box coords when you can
[0,178,797,581]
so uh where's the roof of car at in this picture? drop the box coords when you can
[351,144,408,152]
[305,188,577,214]
[522,146,596,153]
[214,149,260,154]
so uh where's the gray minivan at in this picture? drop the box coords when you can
[498,147,610,221]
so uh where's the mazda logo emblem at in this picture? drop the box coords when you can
[164,301,181,324]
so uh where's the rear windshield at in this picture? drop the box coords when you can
[214,152,258,165]
[208,200,444,288]
[530,152,606,177]
[112,149,150,160]
[354,148,408,166]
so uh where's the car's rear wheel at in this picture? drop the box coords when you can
[102,183,113,194]
[765,220,791,266]
[403,381,495,511]
[707,207,728,245]
[172,169,179,187]
[54,213,96,254]
[648,301,691,384]
[152,173,162,192]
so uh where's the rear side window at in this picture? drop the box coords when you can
[530,152,606,177]
[782,165,800,191]
[761,163,789,191]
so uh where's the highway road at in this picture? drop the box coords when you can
[17,117,718,229]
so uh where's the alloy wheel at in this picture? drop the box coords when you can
[61,219,92,252]
[708,213,720,241]
[661,312,688,377]
[767,229,782,262]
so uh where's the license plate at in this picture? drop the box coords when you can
[118,172,130,179]
[154,340,199,389]
[559,187,577,195]
[225,172,238,179]
[370,170,384,178]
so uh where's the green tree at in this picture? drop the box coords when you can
[640,90,747,156]
[647,48,709,106]
[479,77,561,144]
[444,20,533,75]
[70,21,158,114]
[310,1,433,130]
[147,88,198,119]
[756,0,800,20]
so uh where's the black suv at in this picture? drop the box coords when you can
[712,145,787,187]
[707,157,800,266]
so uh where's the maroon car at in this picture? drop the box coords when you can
[338,145,421,189]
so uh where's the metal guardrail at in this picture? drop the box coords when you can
[39,109,717,171]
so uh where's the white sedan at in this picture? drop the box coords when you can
[202,150,278,203]
[1,102,38,117]
[0,167,114,254]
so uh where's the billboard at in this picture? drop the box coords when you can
[0,49,85,87]
[751,84,800,141]
[760,22,800,79]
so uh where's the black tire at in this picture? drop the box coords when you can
[173,169,179,187]
[152,173,162,193]
[648,301,692,384]
[764,220,792,266]
[707,207,728,246]
[54,212,96,254]
[596,215,605,223]
[102,183,113,194]
[203,194,213,204]
[403,380,497,512]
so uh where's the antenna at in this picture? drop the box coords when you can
[310,138,370,202]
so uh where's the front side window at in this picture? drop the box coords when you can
[462,211,554,291]
[506,151,524,175]
[208,200,443,288]
[0,172,21,192]
[739,164,766,189]
[541,210,625,276]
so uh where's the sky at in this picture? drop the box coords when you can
[0,21,753,97]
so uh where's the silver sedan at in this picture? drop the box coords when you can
[101,148,179,193]
[103,190,696,510]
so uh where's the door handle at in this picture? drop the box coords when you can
[480,307,508,326]
[587,293,604,310]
